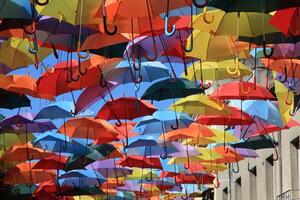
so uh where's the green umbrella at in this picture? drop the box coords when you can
[65,150,104,171]
[60,186,104,196]
[0,89,31,110]
[92,143,118,157]
[231,135,277,150]
[141,78,204,101]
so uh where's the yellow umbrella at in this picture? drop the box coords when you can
[274,79,294,126]
[169,94,231,116]
[186,30,253,61]
[182,59,252,81]
[185,129,239,145]
[125,168,159,180]
[0,37,51,68]
[192,9,277,37]
[37,0,102,25]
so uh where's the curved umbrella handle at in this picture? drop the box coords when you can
[23,21,36,34]
[232,162,240,173]
[227,58,240,75]
[193,0,209,8]
[240,82,251,94]
[160,153,168,160]
[289,100,300,116]
[129,65,143,83]
[273,147,279,161]
[247,162,253,172]
[203,7,214,24]
[183,32,193,53]
[213,173,220,188]
[181,194,189,200]
[279,66,288,83]
[145,173,153,182]
[164,15,176,37]
[66,69,80,83]
[35,0,49,6]
[77,41,90,59]
[263,41,273,58]
[144,42,158,61]
[103,16,117,35]
[171,115,179,130]
[201,82,212,90]
[99,71,108,87]
[78,57,87,75]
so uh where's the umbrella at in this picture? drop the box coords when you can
[32,155,67,170]
[0,89,31,109]
[231,135,278,150]
[96,97,157,121]
[182,59,252,82]
[141,78,204,101]
[193,9,277,37]
[34,101,74,120]
[269,7,300,36]
[169,94,230,115]
[268,42,300,59]
[58,117,119,140]
[104,61,170,84]
[207,0,300,12]
[0,143,56,162]
[230,100,283,127]
[118,156,163,170]
[261,59,300,80]
[197,106,253,126]
[74,83,117,115]
[211,81,276,100]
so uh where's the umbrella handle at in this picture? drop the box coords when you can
[164,15,176,37]
[240,82,251,94]
[181,194,189,200]
[160,153,168,160]
[129,65,143,83]
[77,41,90,59]
[171,117,179,130]
[193,0,208,8]
[273,147,279,161]
[99,70,108,87]
[232,155,240,173]
[78,57,87,75]
[103,16,117,35]
[263,41,273,58]
[35,0,49,6]
[178,5,193,53]
[200,82,212,90]
[66,61,80,83]
[145,173,153,182]
[279,66,288,83]
[51,43,59,59]
[285,91,293,105]
[290,100,300,116]
[23,21,36,34]
[227,58,240,75]
[213,172,220,188]
[203,7,214,24]
[248,162,253,172]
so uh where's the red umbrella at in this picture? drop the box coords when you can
[118,156,162,169]
[211,81,276,100]
[269,7,300,36]
[197,106,253,126]
[96,97,157,121]
[33,181,73,200]
[32,155,67,170]
[161,171,215,185]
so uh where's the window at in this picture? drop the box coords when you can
[291,137,300,198]
[249,166,257,200]
[222,187,228,200]
[266,156,274,200]
[235,177,242,200]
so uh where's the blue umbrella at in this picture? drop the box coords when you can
[32,132,95,155]
[0,0,36,19]
[230,100,283,127]
[59,170,105,188]
[105,61,170,84]
[34,101,74,120]
[134,110,193,135]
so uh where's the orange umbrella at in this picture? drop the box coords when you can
[0,75,53,100]
[212,146,244,164]
[3,162,56,185]
[261,58,300,79]
[0,143,56,163]
[160,123,215,141]
[58,117,120,140]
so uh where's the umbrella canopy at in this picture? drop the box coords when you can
[34,101,74,120]
[118,156,163,169]
[0,89,31,109]
[211,81,276,100]
[231,135,277,150]
[142,78,204,101]
[96,97,157,120]
[32,155,67,170]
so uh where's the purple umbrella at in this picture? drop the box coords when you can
[235,148,258,158]
[271,42,300,59]
[275,73,300,94]
[117,181,144,192]
[75,82,117,115]
[0,113,56,134]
